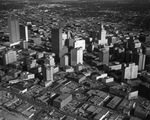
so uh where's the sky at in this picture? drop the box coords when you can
[52,0,150,3]
[1,0,149,2]
[42,0,148,2]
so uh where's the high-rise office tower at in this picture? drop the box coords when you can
[71,47,83,66]
[43,65,54,82]
[51,28,63,58]
[112,47,118,61]
[99,23,102,39]
[87,42,94,52]
[74,39,86,50]
[108,36,117,45]
[117,47,125,61]
[20,24,29,41]
[122,63,138,80]
[133,53,146,71]
[90,31,96,42]
[59,46,68,58]
[130,41,141,53]
[99,48,109,64]
[128,37,142,53]
[67,30,73,40]
[62,32,67,47]
[60,55,69,66]
[20,41,28,49]
[123,66,131,80]
[142,54,146,70]
[125,51,133,63]
[8,14,20,43]
[44,55,55,66]
[3,50,17,65]
[98,24,108,45]
[68,38,74,47]
[131,65,138,79]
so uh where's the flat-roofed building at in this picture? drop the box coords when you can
[94,108,109,120]
[53,93,72,109]
[107,96,122,109]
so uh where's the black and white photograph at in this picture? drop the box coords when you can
[0,0,150,120]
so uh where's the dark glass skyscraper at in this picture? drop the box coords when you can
[20,24,29,41]
[20,24,25,40]
[51,28,63,58]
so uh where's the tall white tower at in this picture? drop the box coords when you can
[98,24,108,45]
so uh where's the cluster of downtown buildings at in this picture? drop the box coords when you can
[0,2,150,120]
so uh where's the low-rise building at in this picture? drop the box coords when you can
[53,93,72,109]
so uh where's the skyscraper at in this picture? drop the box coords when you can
[3,50,17,65]
[44,55,55,66]
[59,46,68,58]
[74,39,86,50]
[20,24,29,41]
[125,51,133,63]
[51,28,63,58]
[20,41,28,50]
[99,48,109,64]
[60,55,69,66]
[133,53,146,71]
[122,63,138,80]
[99,23,102,40]
[98,24,108,45]
[8,14,20,43]
[71,47,83,66]
[43,65,54,82]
